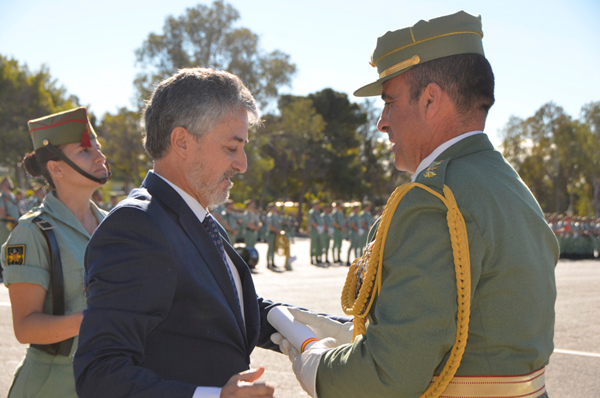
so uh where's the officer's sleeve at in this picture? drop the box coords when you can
[316,188,484,397]
[73,206,196,398]
[2,221,50,289]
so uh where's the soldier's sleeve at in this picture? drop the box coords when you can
[316,187,485,397]
[2,220,51,289]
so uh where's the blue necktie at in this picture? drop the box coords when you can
[202,214,242,311]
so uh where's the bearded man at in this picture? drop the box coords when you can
[74,68,280,398]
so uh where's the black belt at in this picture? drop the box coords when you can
[30,217,74,356]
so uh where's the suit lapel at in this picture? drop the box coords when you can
[141,172,247,340]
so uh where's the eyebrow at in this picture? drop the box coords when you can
[232,135,248,144]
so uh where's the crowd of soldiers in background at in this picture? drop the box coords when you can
[6,175,599,263]
[546,214,600,260]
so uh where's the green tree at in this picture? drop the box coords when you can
[97,108,150,192]
[134,0,296,109]
[0,55,78,184]
[581,101,600,218]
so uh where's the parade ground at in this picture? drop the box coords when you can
[0,237,598,397]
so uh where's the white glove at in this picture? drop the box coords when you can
[317,225,324,234]
[293,337,340,398]
[270,332,299,362]
[288,307,354,344]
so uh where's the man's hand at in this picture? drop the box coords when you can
[220,367,274,398]
[288,307,354,344]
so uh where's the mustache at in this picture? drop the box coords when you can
[221,169,237,182]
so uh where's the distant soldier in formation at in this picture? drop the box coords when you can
[346,204,361,266]
[320,204,334,264]
[220,199,238,243]
[548,214,600,259]
[26,182,47,210]
[284,214,297,243]
[265,203,283,270]
[0,176,20,246]
[308,200,323,265]
[358,201,373,257]
[242,199,261,247]
[331,202,346,263]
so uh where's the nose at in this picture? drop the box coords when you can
[93,145,107,164]
[377,111,389,133]
[233,148,248,174]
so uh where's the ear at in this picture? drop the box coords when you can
[170,126,192,159]
[46,160,64,178]
[421,82,444,120]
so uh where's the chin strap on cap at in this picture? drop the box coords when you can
[43,141,111,184]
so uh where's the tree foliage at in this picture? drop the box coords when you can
[97,108,150,192]
[502,101,600,217]
[134,0,296,109]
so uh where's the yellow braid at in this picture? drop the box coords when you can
[341,182,471,398]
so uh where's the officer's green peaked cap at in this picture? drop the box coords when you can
[28,107,97,150]
[354,11,484,97]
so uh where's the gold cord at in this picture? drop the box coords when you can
[341,182,471,398]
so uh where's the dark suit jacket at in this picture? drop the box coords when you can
[74,171,280,398]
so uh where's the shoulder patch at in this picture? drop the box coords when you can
[6,245,25,266]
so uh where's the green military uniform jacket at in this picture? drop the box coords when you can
[1,191,21,245]
[317,134,558,397]
[221,209,238,243]
[1,192,106,398]
[331,209,346,231]
[243,210,260,247]
[358,210,373,247]
[346,212,359,246]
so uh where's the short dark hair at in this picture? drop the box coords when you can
[407,53,495,118]
[142,68,261,160]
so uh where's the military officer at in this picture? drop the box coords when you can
[265,202,282,270]
[285,12,557,398]
[331,202,346,263]
[345,204,360,266]
[308,200,323,265]
[242,199,261,247]
[320,204,334,264]
[220,199,239,243]
[2,107,109,398]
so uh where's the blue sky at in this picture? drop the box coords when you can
[1,0,599,146]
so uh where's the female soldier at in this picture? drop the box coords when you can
[1,107,110,398]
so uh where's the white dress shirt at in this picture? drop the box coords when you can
[412,131,484,181]
[154,171,245,398]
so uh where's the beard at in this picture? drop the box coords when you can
[188,161,237,208]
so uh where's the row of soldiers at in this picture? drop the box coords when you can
[546,214,600,259]
[212,200,297,270]
[0,176,47,246]
[308,200,379,266]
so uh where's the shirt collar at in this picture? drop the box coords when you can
[153,171,208,222]
[412,131,484,182]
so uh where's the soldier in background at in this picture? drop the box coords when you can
[27,182,47,210]
[331,202,346,263]
[358,201,374,257]
[265,203,283,270]
[243,199,261,247]
[221,199,238,243]
[308,200,323,265]
[0,176,21,246]
[345,204,361,266]
[320,204,334,264]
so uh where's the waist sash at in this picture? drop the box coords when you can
[430,367,546,398]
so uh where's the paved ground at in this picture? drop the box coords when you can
[0,237,598,397]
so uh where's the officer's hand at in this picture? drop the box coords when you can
[270,332,299,362]
[293,338,340,398]
[287,307,354,344]
[221,367,274,398]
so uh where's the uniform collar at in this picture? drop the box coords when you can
[42,191,105,237]
[412,131,484,182]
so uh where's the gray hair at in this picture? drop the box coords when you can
[141,68,261,160]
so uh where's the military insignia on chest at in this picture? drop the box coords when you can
[423,160,444,178]
[6,245,25,266]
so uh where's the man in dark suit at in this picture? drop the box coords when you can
[74,68,279,398]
